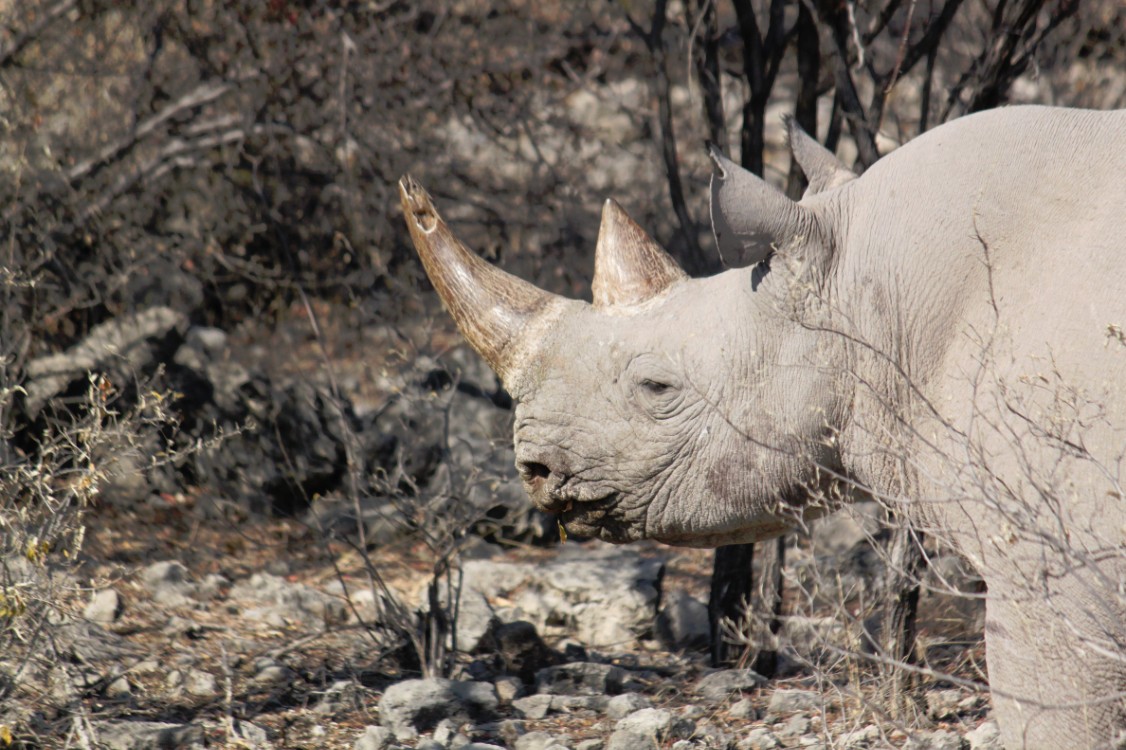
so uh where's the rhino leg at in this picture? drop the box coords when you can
[984,569,1126,749]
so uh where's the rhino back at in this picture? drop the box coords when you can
[830,106,1125,402]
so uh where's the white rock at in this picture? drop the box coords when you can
[85,588,121,623]
[605,693,651,719]
[353,726,392,750]
[965,720,1002,750]
[737,727,781,750]
[766,688,821,716]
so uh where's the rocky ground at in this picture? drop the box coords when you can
[18,509,1000,750]
[2,302,998,750]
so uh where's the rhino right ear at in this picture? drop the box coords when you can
[708,144,818,269]
[783,116,855,196]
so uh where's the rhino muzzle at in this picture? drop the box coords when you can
[516,455,618,516]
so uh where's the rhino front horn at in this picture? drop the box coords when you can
[592,199,687,308]
[399,175,559,383]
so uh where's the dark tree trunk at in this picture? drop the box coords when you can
[786,0,820,199]
[880,522,925,717]
[708,543,755,667]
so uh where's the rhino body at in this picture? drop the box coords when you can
[400,106,1126,749]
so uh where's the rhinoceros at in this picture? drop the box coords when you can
[399,105,1125,749]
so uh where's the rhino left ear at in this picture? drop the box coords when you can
[784,116,855,196]
[709,144,819,269]
[592,199,687,308]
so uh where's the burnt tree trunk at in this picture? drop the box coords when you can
[708,543,755,667]
[706,0,792,674]
[879,521,925,718]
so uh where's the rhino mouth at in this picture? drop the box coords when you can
[556,492,644,543]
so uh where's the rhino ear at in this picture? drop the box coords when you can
[783,116,855,196]
[708,144,815,268]
[592,199,687,308]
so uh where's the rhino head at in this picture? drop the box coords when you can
[399,143,846,547]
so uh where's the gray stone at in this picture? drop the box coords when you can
[515,731,571,750]
[163,666,215,693]
[576,741,603,750]
[195,573,230,601]
[656,590,710,650]
[231,573,347,628]
[85,588,122,623]
[512,694,554,719]
[378,679,498,737]
[926,689,965,720]
[737,727,781,750]
[776,713,811,737]
[185,668,217,697]
[144,561,185,589]
[840,724,881,747]
[460,745,506,750]
[605,693,651,719]
[432,718,461,745]
[965,720,1003,750]
[454,588,497,653]
[905,730,968,750]
[778,616,849,657]
[535,662,625,696]
[694,668,766,700]
[141,561,196,605]
[317,680,370,715]
[614,708,694,741]
[229,720,271,748]
[766,688,821,716]
[182,326,228,358]
[694,725,733,747]
[604,731,657,750]
[251,660,296,686]
[512,694,607,719]
[497,719,527,745]
[728,698,758,720]
[494,675,524,704]
[92,721,205,750]
[459,547,664,648]
[558,695,609,713]
[104,676,132,699]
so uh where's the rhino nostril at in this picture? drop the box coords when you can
[519,461,551,483]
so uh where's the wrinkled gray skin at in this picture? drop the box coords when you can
[401,106,1126,749]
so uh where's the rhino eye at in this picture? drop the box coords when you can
[640,379,673,395]
[625,355,683,416]
[633,375,683,418]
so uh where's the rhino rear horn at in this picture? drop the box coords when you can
[708,144,813,268]
[783,116,856,196]
[592,199,687,308]
[399,176,559,382]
